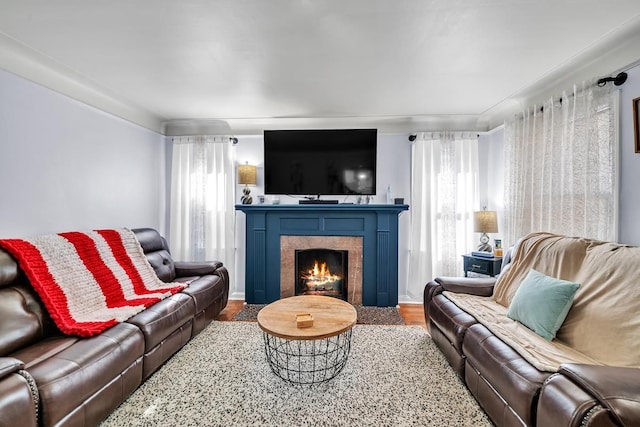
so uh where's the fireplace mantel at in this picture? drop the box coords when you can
[236,204,409,307]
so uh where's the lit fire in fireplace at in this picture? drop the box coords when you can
[301,260,342,289]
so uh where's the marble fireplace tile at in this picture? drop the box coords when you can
[281,236,363,305]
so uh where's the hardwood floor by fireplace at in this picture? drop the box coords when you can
[216,300,427,330]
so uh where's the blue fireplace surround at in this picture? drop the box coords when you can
[236,204,409,307]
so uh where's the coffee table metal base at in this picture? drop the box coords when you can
[262,329,352,385]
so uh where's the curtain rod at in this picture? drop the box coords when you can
[170,136,238,143]
[597,72,628,87]
[535,72,628,112]
[408,72,629,128]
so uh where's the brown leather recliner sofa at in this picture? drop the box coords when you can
[0,227,229,427]
[424,232,640,426]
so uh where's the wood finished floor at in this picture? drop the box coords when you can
[216,300,427,330]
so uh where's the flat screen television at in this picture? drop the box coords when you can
[264,129,377,196]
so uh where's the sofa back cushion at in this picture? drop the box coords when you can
[493,233,587,305]
[493,232,640,367]
[0,249,53,355]
[132,228,176,282]
[0,250,17,286]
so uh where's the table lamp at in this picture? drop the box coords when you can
[238,162,257,204]
[473,209,498,252]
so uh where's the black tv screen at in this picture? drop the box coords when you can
[264,129,377,196]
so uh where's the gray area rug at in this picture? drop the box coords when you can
[102,322,491,426]
[232,304,406,325]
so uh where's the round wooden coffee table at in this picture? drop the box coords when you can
[257,295,357,385]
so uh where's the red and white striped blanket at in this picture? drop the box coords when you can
[0,228,186,337]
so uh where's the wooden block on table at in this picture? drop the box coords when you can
[296,313,314,328]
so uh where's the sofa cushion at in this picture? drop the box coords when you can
[133,228,176,282]
[0,284,54,355]
[507,269,579,340]
[11,322,144,427]
[429,293,477,355]
[463,323,551,426]
[493,233,587,307]
[180,275,225,314]
[491,232,640,367]
[126,292,195,351]
[443,291,599,372]
[0,249,18,288]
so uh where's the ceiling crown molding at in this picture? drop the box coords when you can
[163,114,486,136]
[481,15,640,129]
[0,31,165,134]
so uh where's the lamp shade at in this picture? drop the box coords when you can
[473,210,498,233]
[238,164,257,186]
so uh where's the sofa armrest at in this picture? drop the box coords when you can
[0,357,24,380]
[423,281,444,325]
[174,261,223,277]
[434,276,496,297]
[559,363,640,426]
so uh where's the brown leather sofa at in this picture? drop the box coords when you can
[424,233,640,426]
[0,228,229,427]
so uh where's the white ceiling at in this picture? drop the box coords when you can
[1,0,640,135]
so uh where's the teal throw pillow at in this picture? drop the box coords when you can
[506,269,580,341]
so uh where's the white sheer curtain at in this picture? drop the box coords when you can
[170,136,236,278]
[407,132,479,299]
[504,81,619,247]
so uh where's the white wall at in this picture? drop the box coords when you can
[618,64,640,245]
[0,69,167,238]
[478,127,505,245]
[232,133,413,303]
[484,62,640,246]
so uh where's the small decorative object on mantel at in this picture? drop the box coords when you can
[296,313,314,328]
[238,162,257,204]
[473,208,498,252]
